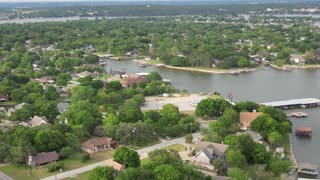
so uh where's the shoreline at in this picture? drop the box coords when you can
[270,63,320,70]
[134,59,260,74]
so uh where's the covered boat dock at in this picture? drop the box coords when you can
[261,98,320,109]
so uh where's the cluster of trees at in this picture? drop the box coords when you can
[88,148,209,180]
[5,3,320,19]
[104,103,200,146]
[0,124,80,165]
[2,15,319,69]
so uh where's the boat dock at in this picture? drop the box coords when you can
[261,98,320,109]
[295,127,312,137]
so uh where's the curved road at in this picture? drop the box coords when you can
[41,132,202,180]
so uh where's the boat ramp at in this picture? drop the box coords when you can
[261,98,320,109]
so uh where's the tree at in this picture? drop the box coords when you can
[268,131,282,146]
[115,168,153,180]
[212,159,228,176]
[237,57,251,68]
[104,113,120,125]
[113,146,140,168]
[61,100,102,134]
[147,71,162,82]
[234,101,259,113]
[59,146,72,159]
[304,49,315,64]
[195,98,231,118]
[132,94,145,106]
[227,168,249,180]
[45,85,59,100]
[185,134,193,143]
[153,164,181,180]
[71,86,96,102]
[270,159,291,177]
[147,149,182,168]
[118,100,144,123]
[85,54,99,64]
[88,166,115,180]
[252,143,270,164]
[227,150,247,168]
[56,73,72,86]
[34,130,66,152]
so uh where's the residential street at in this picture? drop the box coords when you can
[0,172,14,180]
[41,132,202,180]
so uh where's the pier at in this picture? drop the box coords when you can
[261,98,320,109]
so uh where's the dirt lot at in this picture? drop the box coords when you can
[141,94,209,111]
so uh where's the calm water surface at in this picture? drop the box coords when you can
[106,59,320,165]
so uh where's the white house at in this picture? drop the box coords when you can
[194,142,229,165]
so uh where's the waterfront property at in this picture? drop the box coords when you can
[261,98,320,109]
[295,127,312,137]
[239,112,263,130]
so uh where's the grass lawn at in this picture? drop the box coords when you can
[163,144,186,152]
[62,171,89,180]
[0,150,114,180]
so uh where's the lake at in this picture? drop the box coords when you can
[106,59,320,166]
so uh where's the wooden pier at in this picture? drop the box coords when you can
[261,98,320,109]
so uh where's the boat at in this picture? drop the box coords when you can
[230,71,240,75]
[287,112,308,118]
[262,67,269,70]
[139,63,148,67]
[297,163,319,176]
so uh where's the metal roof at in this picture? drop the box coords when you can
[261,98,320,107]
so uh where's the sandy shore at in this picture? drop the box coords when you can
[134,59,260,74]
[270,63,320,70]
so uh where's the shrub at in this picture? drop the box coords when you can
[82,153,90,163]
[47,162,64,172]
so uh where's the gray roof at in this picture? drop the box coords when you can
[261,98,320,107]
[236,131,262,143]
[29,116,48,126]
[196,141,229,157]
[57,102,69,113]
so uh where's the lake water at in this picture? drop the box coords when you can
[106,59,320,166]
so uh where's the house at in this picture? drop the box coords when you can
[239,112,263,130]
[144,56,151,61]
[122,76,149,88]
[81,137,118,154]
[27,151,60,166]
[35,76,55,84]
[0,94,9,102]
[194,141,229,165]
[76,71,94,78]
[6,103,26,116]
[29,116,48,127]
[105,159,126,171]
[57,102,69,113]
[236,131,262,143]
[290,54,305,64]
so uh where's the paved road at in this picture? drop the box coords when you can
[41,132,202,180]
[0,172,14,180]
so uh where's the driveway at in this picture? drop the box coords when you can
[41,132,202,180]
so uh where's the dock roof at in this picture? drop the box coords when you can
[261,98,320,107]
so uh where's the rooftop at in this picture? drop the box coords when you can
[261,98,320,107]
